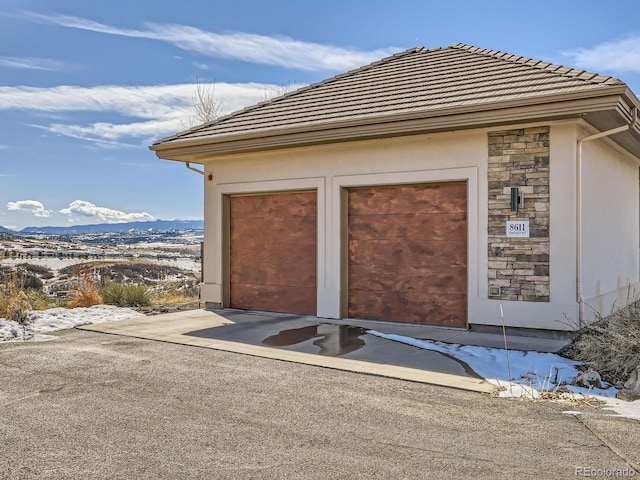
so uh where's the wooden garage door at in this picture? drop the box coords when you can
[347,183,467,327]
[229,191,317,315]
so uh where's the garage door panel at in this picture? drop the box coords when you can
[348,264,466,294]
[347,290,397,322]
[230,191,317,315]
[230,192,317,219]
[402,291,467,327]
[231,216,316,245]
[347,183,467,328]
[349,239,467,268]
[348,289,467,326]
[230,258,316,287]
[230,284,316,315]
[231,242,317,266]
[348,184,467,216]
[348,212,467,242]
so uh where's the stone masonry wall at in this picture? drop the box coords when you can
[487,127,550,302]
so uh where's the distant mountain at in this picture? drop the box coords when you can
[0,226,17,234]
[19,219,204,235]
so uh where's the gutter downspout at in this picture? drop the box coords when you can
[184,162,206,305]
[576,107,638,327]
[185,162,205,175]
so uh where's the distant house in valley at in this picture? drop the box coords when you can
[150,43,640,333]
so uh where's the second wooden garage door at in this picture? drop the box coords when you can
[229,191,317,315]
[347,183,467,327]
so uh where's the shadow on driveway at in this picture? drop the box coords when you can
[186,310,483,379]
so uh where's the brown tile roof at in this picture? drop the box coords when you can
[153,43,626,146]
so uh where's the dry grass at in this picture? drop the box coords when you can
[0,268,68,322]
[27,291,67,311]
[491,379,606,407]
[68,265,103,308]
[152,291,199,305]
[564,299,640,385]
[0,271,32,324]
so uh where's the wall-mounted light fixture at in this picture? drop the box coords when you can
[510,187,523,212]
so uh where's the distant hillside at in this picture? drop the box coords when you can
[19,219,204,235]
[0,225,17,234]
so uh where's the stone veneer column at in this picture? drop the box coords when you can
[487,127,550,302]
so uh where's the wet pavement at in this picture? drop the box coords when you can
[186,310,483,379]
[78,307,568,393]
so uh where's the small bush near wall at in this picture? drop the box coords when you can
[564,300,640,385]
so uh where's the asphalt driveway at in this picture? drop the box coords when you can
[1,329,638,479]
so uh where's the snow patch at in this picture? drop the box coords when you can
[367,330,640,422]
[0,305,144,341]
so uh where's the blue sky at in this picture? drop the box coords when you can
[1,0,640,230]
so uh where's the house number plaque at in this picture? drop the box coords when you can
[506,220,530,238]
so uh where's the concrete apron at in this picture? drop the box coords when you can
[79,309,495,394]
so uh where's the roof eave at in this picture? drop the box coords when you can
[151,88,631,162]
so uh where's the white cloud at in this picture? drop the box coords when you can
[0,56,65,71]
[7,200,52,218]
[41,121,180,146]
[23,12,397,71]
[0,84,193,117]
[27,123,139,148]
[59,200,154,223]
[0,82,279,143]
[563,35,640,74]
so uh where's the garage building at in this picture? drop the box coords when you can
[151,43,640,333]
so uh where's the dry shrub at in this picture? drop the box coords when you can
[69,265,103,308]
[0,271,32,324]
[100,283,151,307]
[28,290,66,310]
[564,300,640,385]
[3,292,32,324]
[0,269,67,321]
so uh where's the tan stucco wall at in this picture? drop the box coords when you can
[198,120,639,331]
[580,129,640,321]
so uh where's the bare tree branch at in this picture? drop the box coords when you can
[188,77,222,127]
[262,82,297,102]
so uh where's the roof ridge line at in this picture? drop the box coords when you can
[448,42,623,87]
[155,47,426,144]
